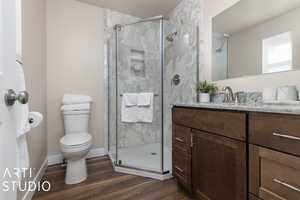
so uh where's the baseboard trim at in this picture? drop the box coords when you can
[47,154,63,166]
[22,158,48,200]
[47,148,106,166]
[87,148,106,158]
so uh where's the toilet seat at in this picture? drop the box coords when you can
[60,133,92,148]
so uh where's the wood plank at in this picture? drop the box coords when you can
[33,156,191,200]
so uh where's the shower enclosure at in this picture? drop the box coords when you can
[212,32,229,81]
[107,16,199,176]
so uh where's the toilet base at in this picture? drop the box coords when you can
[65,158,87,184]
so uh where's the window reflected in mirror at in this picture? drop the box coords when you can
[262,32,292,74]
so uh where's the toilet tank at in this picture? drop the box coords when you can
[63,110,90,134]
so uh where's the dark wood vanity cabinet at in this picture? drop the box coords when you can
[172,107,247,200]
[172,124,192,190]
[249,144,300,200]
[249,112,300,156]
[172,145,192,190]
[173,107,300,200]
[249,112,300,200]
[172,107,246,141]
[249,193,262,200]
[191,129,247,200]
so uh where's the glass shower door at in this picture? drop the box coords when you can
[115,20,163,172]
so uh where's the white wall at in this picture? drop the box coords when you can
[203,0,300,92]
[21,0,47,199]
[47,0,105,156]
[213,70,300,92]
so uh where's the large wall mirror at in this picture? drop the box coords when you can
[212,0,300,81]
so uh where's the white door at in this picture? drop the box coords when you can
[0,0,18,199]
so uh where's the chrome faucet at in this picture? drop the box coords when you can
[222,86,235,103]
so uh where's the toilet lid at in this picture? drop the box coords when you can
[60,133,92,146]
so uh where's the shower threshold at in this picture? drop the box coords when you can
[108,143,172,180]
[114,165,172,181]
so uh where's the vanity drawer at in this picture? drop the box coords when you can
[249,145,300,200]
[173,107,246,141]
[172,146,191,190]
[249,113,300,156]
[172,124,191,154]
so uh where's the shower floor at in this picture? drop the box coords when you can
[117,143,172,172]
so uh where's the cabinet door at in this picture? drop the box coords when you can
[249,145,300,200]
[192,130,247,200]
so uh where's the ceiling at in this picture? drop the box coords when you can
[213,0,300,35]
[79,0,182,18]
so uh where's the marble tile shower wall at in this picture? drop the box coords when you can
[163,0,203,148]
[116,21,162,148]
[163,22,199,148]
[105,10,163,151]
[168,0,203,26]
[105,0,204,154]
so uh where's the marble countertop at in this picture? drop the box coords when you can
[174,102,300,115]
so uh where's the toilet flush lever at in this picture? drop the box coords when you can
[5,89,29,106]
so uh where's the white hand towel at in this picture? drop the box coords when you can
[137,93,153,107]
[62,94,93,105]
[137,93,154,123]
[123,93,138,107]
[15,61,30,170]
[121,94,138,123]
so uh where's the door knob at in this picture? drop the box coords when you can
[18,91,29,104]
[5,89,29,106]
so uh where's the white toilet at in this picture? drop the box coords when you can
[60,94,93,185]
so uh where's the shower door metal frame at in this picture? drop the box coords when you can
[113,18,168,173]
[159,19,165,173]
[114,24,121,166]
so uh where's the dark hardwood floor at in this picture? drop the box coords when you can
[33,156,192,200]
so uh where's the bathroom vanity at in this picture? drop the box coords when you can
[172,104,300,200]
